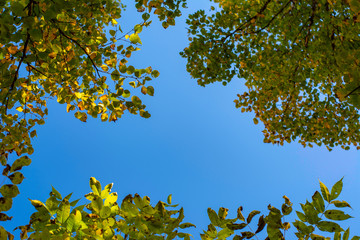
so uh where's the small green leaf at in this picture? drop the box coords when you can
[332,200,352,208]
[179,223,196,229]
[226,223,247,230]
[90,177,102,196]
[330,178,343,201]
[343,228,350,240]
[0,197,12,212]
[142,13,150,21]
[151,70,160,78]
[167,194,172,205]
[147,86,155,96]
[100,206,111,218]
[129,34,141,44]
[8,172,24,184]
[218,207,228,220]
[51,186,62,200]
[0,185,19,198]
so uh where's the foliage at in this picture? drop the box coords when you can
[181,0,360,150]
[14,177,194,240]
[10,178,359,239]
[0,0,186,235]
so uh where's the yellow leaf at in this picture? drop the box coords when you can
[99,95,108,101]
[75,92,84,99]
[109,113,117,122]
[16,106,23,112]
[111,19,118,25]
[101,65,109,71]
[101,113,108,122]
[90,52,97,59]
[66,104,72,113]
[78,101,85,110]
[8,46,18,55]
[48,52,57,59]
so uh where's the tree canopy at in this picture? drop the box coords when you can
[0,0,186,235]
[1,0,360,239]
[181,0,360,150]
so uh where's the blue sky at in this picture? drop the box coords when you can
[4,0,360,238]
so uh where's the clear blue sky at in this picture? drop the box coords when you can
[4,0,360,238]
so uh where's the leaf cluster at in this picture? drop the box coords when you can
[0,0,186,236]
[14,178,359,240]
[16,177,194,240]
[181,0,360,150]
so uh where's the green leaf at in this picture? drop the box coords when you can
[207,208,220,226]
[100,206,111,218]
[324,210,352,221]
[334,232,341,240]
[218,207,228,220]
[317,221,343,233]
[179,223,196,229]
[293,220,314,235]
[312,191,325,213]
[142,13,150,21]
[111,70,120,80]
[65,210,82,232]
[51,186,62,200]
[57,199,70,224]
[151,70,160,78]
[343,228,350,240]
[311,234,326,240]
[90,196,103,213]
[131,96,142,106]
[217,228,233,239]
[330,178,343,201]
[167,194,172,205]
[147,86,155,96]
[0,184,20,198]
[45,196,60,214]
[0,197,12,212]
[129,34,141,44]
[8,172,25,184]
[90,177,102,196]
[10,156,31,172]
[332,200,352,208]
[226,223,247,230]
[101,183,113,199]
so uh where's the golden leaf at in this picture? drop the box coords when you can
[8,46,18,55]
[78,101,85,110]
